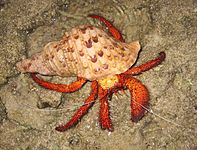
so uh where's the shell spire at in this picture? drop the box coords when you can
[16,25,140,81]
[16,42,72,76]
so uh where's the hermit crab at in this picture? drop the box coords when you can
[16,15,166,132]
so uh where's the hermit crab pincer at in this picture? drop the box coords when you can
[16,15,166,132]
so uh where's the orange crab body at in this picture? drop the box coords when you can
[16,15,166,132]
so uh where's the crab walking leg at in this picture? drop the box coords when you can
[55,81,98,132]
[124,77,149,122]
[88,14,124,42]
[125,52,166,76]
[98,86,113,131]
[31,73,87,93]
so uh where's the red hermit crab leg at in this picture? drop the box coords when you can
[31,73,87,93]
[55,81,98,132]
[88,14,124,42]
[124,52,166,76]
[124,77,149,122]
[98,86,113,131]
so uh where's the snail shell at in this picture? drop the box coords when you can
[16,25,140,81]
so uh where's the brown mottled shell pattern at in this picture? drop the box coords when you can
[16,25,140,81]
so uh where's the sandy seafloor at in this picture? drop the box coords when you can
[0,0,196,149]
